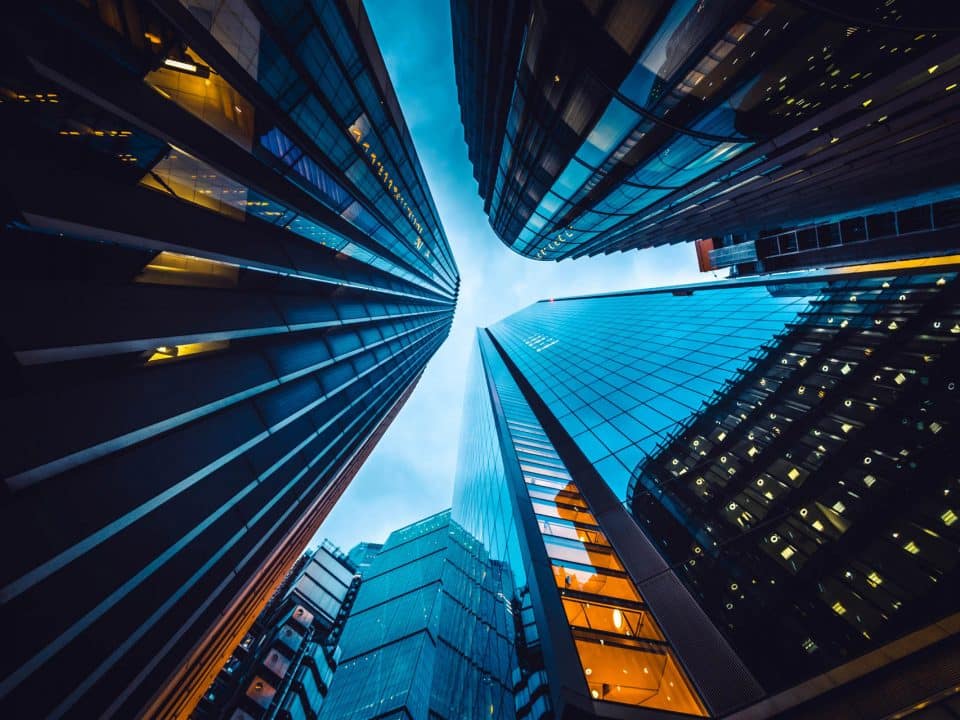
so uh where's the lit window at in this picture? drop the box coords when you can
[942,509,957,526]
[867,571,883,587]
[148,340,229,363]
[863,475,876,487]
[780,546,796,560]
[136,251,239,288]
[903,540,920,554]
[832,601,846,615]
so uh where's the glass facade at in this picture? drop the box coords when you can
[0,1,456,718]
[317,511,517,720]
[461,337,707,715]
[452,0,960,261]
[490,283,814,500]
[477,260,960,717]
[630,270,960,697]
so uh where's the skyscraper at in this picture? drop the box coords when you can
[458,259,960,717]
[345,541,384,575]
[193,540,359,720]
[0,1,456,717]
[451,0,960,262]
[317,511,518,720]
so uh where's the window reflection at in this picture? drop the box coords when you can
[562,598,664,641]
[551,562,639,603]
[499,366,707,715]
[575,637,707,715]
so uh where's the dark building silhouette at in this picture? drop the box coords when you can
[0,0,456,717]
[459,260,960,717]
[451,0,960,263]
[699,191,960,277]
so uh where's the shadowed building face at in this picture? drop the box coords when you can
[451,0,960,265]
[0,0,456,717]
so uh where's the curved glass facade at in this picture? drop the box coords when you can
[452,0,960,261]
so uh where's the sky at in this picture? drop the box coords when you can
[313,0,708,552]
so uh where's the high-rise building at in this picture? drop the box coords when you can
[193,540,359,720]
[0,1,457,717]
[696,191,960,278]
[458,259,960,717]
[317,510,518,720]
[451,0,960,262]
[345,541,384,575]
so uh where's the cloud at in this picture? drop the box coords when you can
[314,0,705,552]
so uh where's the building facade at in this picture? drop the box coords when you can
[461,259,960,717]
[193,541,359,720]
[698,190,960,277]
[0,1,457,717]
[345,541,384,575]
[317,511,518,720]
[451,0,960,262]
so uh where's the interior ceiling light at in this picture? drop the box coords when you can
[163,57,210,78]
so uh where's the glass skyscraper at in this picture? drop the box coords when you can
[0,1,456,717]
[458,259,960,718]
[451,0,960,263]
[317,511,518,720]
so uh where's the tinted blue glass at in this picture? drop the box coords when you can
[490,284,815,498]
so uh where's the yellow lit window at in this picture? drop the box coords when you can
[148,340,229,363]
[832,602,846,615]
[942,509,957,527]
[544,539,625,572]
[575,638,707,716]
[903,540,920,555]
[562,598,664,642]
[780,546,796,560]
[866,571,883,587]
[136,251,239,288]
[552,564,639,603]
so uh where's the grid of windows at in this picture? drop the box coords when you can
[318,512,517,720]
[487,266,960,712]
[475,342,707,715]
[631,271,960,693]
[0,1,457,717]
[490,285,816,498]
[453,0,960,260]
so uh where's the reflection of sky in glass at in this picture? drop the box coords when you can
[491,284,816,499]
[316,0,706,553]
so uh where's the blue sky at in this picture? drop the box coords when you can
[313,0,707,552]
